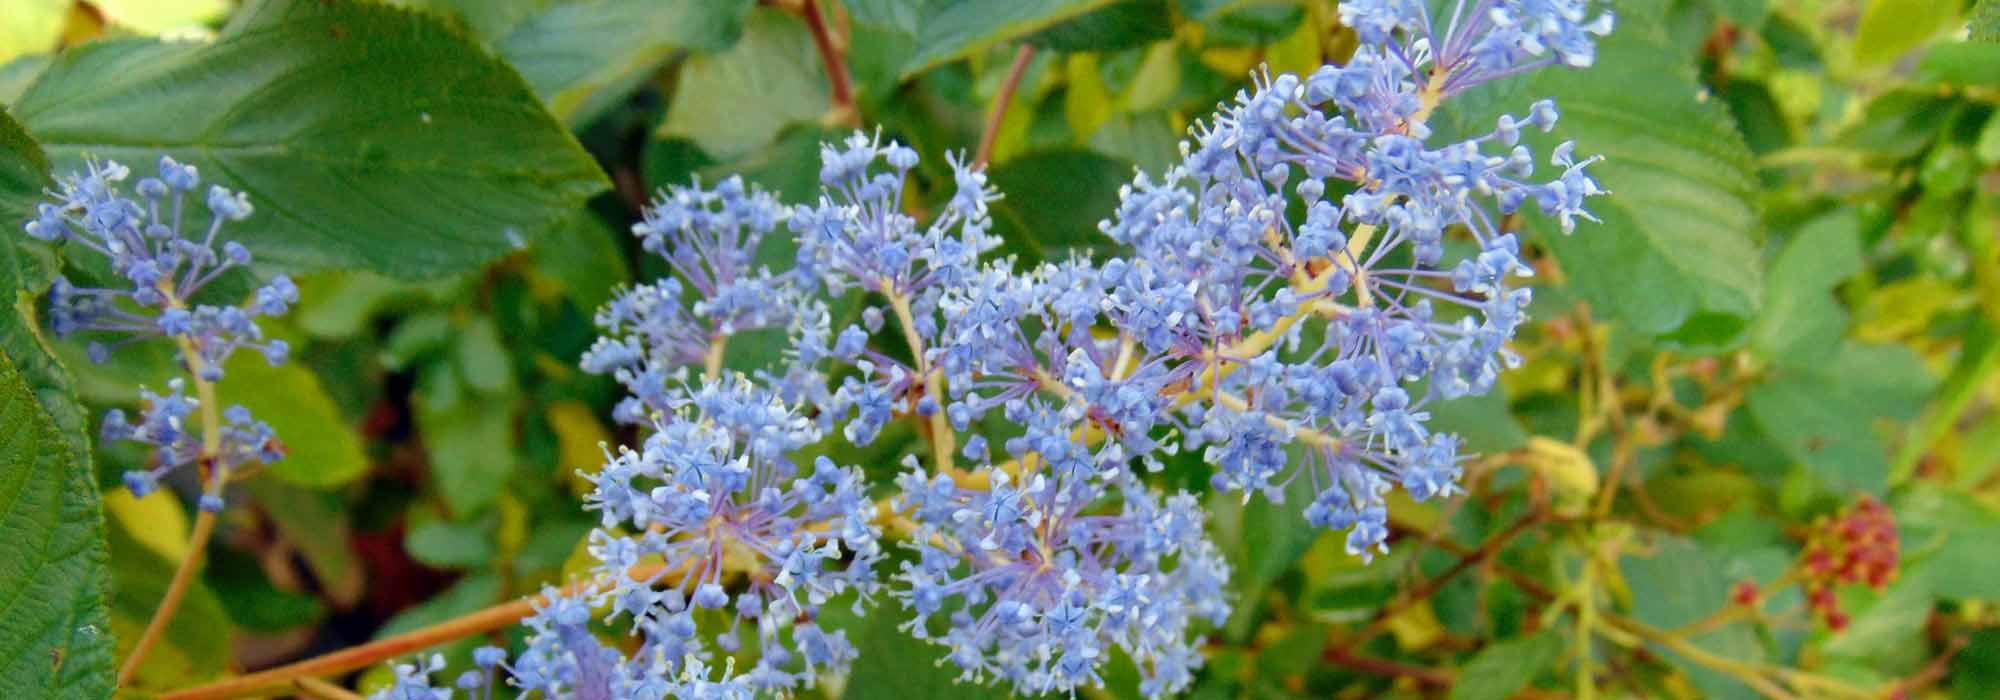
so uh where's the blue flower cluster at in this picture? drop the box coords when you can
[894,465,1229,696]
[21,156,297,511]
[376,0,1610,695]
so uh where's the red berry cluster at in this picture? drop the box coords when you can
[1801,497,1900,631]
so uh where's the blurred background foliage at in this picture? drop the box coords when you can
[3,0,2000,698]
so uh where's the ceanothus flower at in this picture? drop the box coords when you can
[103,383,282,512]
[577,374,882,694]
[790,132,999,299]
[892,462,1229,699]
[371,0,1618,695]
[582,176,795,422]
[1076,0,1611,559]
[20,156,296,510]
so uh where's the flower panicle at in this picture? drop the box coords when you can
[20,154,298,511]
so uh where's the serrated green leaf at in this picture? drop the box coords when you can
[900,0,1123,77]
[0,351,118,699]
[214,344,370,487]
[661,8,829,160]
[10,0,610,278]
[0,110,116,700]
[1449,629,1564,700]
[497,0,752,126]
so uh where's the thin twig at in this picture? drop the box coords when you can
[1321,645,1454,686]
[793,0,858,126]
[1341,510,1545,651]
[974,44,1038,169]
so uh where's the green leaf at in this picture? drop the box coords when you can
[417,362,518,515]
[405,515,496,569]
[841,593,1025,700]
[103,508,230,689]
[0,111,116,700]
[1428,389,1529,454]
[0,351,118,699]
[1208,444,1322,640]
[985,148,1128,264]
[1025,0,1174,53]
[1747,342,1933,496]
[900,0,1123,77]
[0,53,51,104]
[455,316,516,397]
[1448,629,1564,700]
[1622,535,1764,700]
[528,210,629,316]
[660,8,830,160]
[1951,629,2000,700]
[496,0,752,126]
[375,573,502,639]
[1853,0,1961,67]
[1750,208,1863,365]
[10,0,610,278]
[243,479,364,607]
[1927,527,2000,600]
[1452,0,1763,335]
[1916,42,2000,88]
[293,270,423,340]
[214,344,370,487]
[1706,0,1768,32]
[386,0,541,41]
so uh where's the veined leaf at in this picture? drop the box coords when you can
[900,0,1123,78]
[0,351,118,699]
[660,8,830,160]
[10,0,610,278]
[0,108,117,700]
[497,0,752,126]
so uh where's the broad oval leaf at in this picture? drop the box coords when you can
[8,0,610,278]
